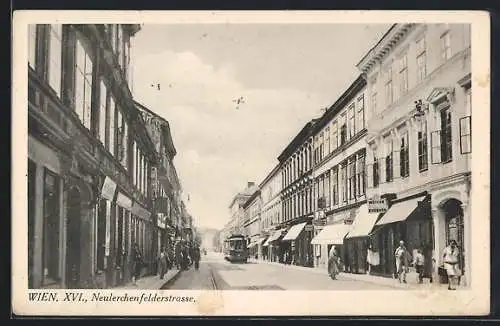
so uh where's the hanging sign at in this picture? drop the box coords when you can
[132,202,152,220]
[157,213,166,229]
[101,176,117,201]
[367,196,388,213]
[116,192,133,210]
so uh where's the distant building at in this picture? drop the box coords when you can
[242,189,262,259]
[259,164,282,262]
[227,182,258,236]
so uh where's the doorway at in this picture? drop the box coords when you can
[441,198,465,277]
[66,186,82,288]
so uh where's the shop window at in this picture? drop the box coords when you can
[97,199,107,271]
[48,24,63,97]
[43,168,61,285]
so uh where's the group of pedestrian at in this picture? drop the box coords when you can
[393,239,461,290]
[157,242,202,278]
[326,239,461,290]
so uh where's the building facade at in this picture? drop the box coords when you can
[134,101,182,264]
[27,24,160,289]
[227,182,258,236]
[357,23,471,283]
[259,165,282,261]
[242,190,263,259]
[309,75,370,274]
[276,121,317,267]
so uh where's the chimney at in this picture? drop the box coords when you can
[247,181,255,188]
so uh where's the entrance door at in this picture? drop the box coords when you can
[66,187,81,288]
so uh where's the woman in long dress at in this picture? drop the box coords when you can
[328,246,340,280]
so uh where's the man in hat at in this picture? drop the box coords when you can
[395,240,412,284]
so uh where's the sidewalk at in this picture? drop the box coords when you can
[250,258,460,290]
[116,268,181,290]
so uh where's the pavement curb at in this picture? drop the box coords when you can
[160,269,183,289]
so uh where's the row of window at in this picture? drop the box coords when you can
[368,102,471,188]
[29,24,149,196]
[282,144,313,188]
[315,151,366,210]
[314,94,365,164]
[261,203,281,230]
[374,30,453,113]
[282,186,314,222]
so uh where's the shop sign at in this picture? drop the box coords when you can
[157,213,166,229]
[116,192,133,210]
[132,202,152,220]
[101,176,117,201]
[367,196,388,213]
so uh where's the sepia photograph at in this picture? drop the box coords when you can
[12,11,490,316]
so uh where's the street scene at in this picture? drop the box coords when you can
[26,21,472,292]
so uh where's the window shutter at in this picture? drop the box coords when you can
[431,130,442,164]
[459,116,472,154]
[393,149,401,179]
[366,163,374,189]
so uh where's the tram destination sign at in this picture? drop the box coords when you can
[367,196,388,213]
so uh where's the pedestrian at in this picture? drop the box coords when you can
[193,245,201,270]
[412,248,425,284]
[394,240,411,284]
[131,243,143,286]
[366,244,374,275]
[442,240,460,290]
[328,246,341,280]
[158,247,168,279]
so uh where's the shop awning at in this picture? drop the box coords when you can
[345,204,379,239]
[262,229,284,246]
[375,196,427,226]
[282,222,307,241]
[311,223,351,245]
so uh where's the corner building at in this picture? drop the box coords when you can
[357,23,471,284]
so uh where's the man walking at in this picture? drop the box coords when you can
[394,240,411,284]
[158,247,168,279]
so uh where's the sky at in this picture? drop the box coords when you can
[130,23,390,230]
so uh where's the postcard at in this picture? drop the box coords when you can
[12,10,490,316]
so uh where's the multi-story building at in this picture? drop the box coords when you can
[276,120,317,267]
[356,23,471,283]
[242,189,262,259]
[27,24,159,288]
[134,101,182,261]
[259,164,282,261]
[309,75,370,274]
[227,182,258,236]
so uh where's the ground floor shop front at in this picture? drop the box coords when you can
[28,135,157,289]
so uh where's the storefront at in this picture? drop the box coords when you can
[343,204,380,274]
[311,222,351,272]
[132,201,153,276]
[263,228,286,262]
[112,191,133,286]
[281,222,313,267]
[369,194,432,278]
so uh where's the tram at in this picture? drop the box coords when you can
[223,234,248,263]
